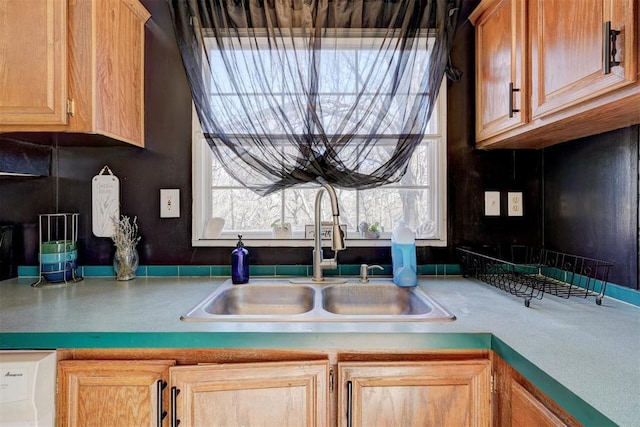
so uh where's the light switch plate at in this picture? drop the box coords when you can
[160,189,180,218]
[484,191,500,216]
[508,192,523,216]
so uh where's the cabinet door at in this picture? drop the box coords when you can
[0,0,68,125]
[339,360,491,427]
[530,0,637,119]
[511,379,569,427]
[92,0,148,146]
[57,359,174,427]
[474,0,527,140]
[170,360,329,427]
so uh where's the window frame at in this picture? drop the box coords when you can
[192,81,447,248]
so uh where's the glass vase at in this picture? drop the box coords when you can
[113,246,139,281]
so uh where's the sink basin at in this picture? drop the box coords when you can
[204,285,314,315]
[321,284,430,315]
[181,278,455,322]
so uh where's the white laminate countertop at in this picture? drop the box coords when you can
[1,275,639,426]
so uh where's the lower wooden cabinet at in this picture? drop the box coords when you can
[338,360,492,427]
[169,361,329,426]
[511,380,568,427]
[55,349,579,427]
[493,354,579,427]
[57,359,175,427]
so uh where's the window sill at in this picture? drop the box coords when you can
[191,238,447,248]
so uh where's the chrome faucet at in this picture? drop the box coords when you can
[312,178,346,282]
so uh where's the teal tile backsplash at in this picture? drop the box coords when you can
[18,264,462,279]
[15,263,638,308]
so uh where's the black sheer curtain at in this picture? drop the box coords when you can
[169,0,461,195]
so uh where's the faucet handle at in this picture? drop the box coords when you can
[360,264,384,283]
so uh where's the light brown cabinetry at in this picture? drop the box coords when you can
[56,349,583,426]
[57,359,174,426]
[530,0,637,119]
[56,352,329,427]
[55,349,494,427]
[0,0,68,126]
[338,360,492,427]
[470,0,640,149]
[473,0,527,140]
[170,361,329,426]
[493,354,579,427]
[0,0,150,147]
[511,380,569,427]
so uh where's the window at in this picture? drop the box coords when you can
[192,35,447,247]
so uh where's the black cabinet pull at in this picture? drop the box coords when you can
[157,380,167,427]
[603,21,621,74]
[346,380,353,427]
[171,386,181,427]
[509,82,520,118]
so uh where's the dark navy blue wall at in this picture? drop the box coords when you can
[543,126,639,289]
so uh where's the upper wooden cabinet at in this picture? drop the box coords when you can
[470,0,640,149]
[530,0,637,119]
[473,0,527,141]
[0,0,150,147]
[0,0,68,126]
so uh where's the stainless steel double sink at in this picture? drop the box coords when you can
[181,278,456,322]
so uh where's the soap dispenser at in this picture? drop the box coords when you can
[231,234,249,284]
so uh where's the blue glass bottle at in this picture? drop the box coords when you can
[231,235,249,284]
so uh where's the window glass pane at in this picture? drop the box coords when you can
[282,187,355,232]
[399,142,433,187]
[211,189,281,230]
[318,94,358,134]
[318,47,357,94]
[358,188,434,237]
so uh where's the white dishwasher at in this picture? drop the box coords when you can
[0,351,56,427]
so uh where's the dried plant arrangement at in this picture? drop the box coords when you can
[111,215,141,280]
[112,215,141,250]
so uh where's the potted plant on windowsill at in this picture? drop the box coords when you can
[271,219,292,239]
[358,221,384,239]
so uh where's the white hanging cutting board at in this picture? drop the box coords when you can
[91,166,120,237]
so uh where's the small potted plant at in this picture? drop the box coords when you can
[112,215,141,280]
[358,221,384,239]
[271,219,292,239]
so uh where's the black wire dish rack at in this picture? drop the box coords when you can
[457,246,613,307]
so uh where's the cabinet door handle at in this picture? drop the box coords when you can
[509,82,520,118]
[346,380,353,427]
[171,386,180,426]
[603,21,621,74]
[157,380,167,427]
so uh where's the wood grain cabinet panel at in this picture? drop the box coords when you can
[530,0,637,119]
[0,0,68,125]
[338,360,491,427]
[511,380,569,427]
[57,359,175,427]
[0,0,150,146]
[473,0,528,140]
[471,0,640,149]
[169,360,329,427]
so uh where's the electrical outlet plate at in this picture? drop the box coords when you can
[508,192,523,216]
[484,191,500,216]
[160,189,180,218]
